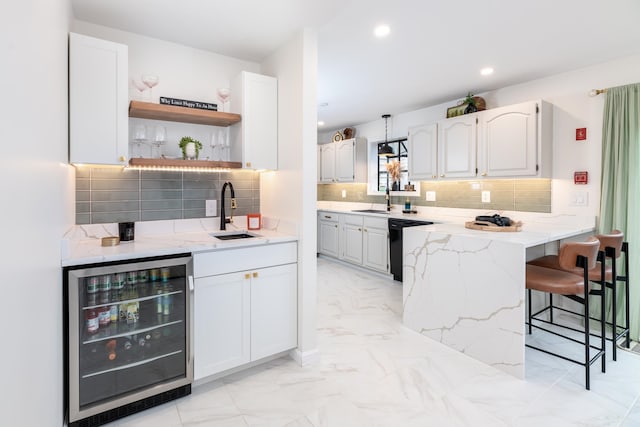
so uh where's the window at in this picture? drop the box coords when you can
[367,138,420,196]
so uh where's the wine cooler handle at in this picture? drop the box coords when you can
[188,275,194,292]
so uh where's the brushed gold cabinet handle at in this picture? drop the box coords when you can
[440,174,445,178]
[252,272,258,278]
[246,162,252,168]
[119,156,126,162]
[244,273,251,280]
[481,172,487,176]
[364,228,368,232]
[334,224,338,228]
[432,175,437,179]
[358,228,362,231]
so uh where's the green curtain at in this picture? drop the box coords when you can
[598,82,640,342]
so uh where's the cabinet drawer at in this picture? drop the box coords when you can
[194,242,297,278]
[364,216,388,230]
[341,214,363,227]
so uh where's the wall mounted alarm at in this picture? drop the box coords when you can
[574,171,588,184]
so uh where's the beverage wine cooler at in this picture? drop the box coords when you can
[64,253,194,427]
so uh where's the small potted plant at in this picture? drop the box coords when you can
[463,92,477,114]
[179,136,203,160]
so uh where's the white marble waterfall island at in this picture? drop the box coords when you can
[402,218,595,379]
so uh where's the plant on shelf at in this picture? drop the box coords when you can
[179,136,203,160]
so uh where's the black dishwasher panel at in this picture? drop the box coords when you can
[388,218,433,282]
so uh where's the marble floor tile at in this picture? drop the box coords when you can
[107,256,640,426]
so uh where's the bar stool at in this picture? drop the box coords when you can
[529,230,629,360]
[525,237,604,390]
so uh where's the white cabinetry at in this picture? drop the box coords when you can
[341,214,364,264]
[193,242,297,380]
[408,123,438,180]
[362,216,389,273]
[231,71,278,170]
[478,100,551,178]
[437,114,477,179]
[318,212,339,257]
[318,211,388,274]
[318,138,367,183]
[69,32,128,166]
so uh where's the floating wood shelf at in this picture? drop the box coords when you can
[129,157,242,169]
[129,101,241,126]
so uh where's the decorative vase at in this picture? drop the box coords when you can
[464,103,477,114]
[185,142,197,160]
[392,181,400,191]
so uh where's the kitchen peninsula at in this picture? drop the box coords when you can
[402,216,595,379]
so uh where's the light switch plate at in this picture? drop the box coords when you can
[425,191,436,201]
[205,199,217,217]
[570,191,589,207]
[481,191,491,203]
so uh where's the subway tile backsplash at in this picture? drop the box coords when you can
[317,179,551,213]
[75,167,260,224]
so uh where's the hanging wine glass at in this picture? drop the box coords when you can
[216,87,230,112]
[151,126,166,158]
[210,130,219,161]
[141,74,159,103]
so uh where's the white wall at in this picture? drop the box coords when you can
[319,54,640,217]
[261,29,319,360]
[0,1,75,425]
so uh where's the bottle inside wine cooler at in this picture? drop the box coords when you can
[105,339,117,361]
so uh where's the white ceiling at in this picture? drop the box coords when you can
[71,0,640,130]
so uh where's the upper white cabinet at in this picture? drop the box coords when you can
[437,114,477,179]
[318,137,367,183]
[231,71,278,170]
[408,123,438,180]
[478,100,551,178]
[69,33,128,166]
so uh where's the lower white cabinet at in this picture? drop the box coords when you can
[318,211,388,274]
[318,212,339,257]
[362,217,388,272]
[341,215,364,264]
[193,242,297,380]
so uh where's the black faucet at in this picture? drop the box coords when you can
[220,181,236,230]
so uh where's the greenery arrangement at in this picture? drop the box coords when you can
[463,92,476,107]
[178,136,203,159]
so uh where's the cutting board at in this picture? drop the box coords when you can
[464,220,523,232]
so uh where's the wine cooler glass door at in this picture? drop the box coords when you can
[67,255,193,423]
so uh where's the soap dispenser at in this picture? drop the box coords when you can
[404,197,411,212]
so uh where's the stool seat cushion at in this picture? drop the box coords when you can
[526,264,589,295]
[528,255,613,282]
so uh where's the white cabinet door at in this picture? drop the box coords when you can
[319,144,336,183]
[478,101,538,177]
[335,139,356,182]
[341,215,363,265]
[250,263,298,361]
[232,71,278,170]
[408,123,438,180]
[363,217,388,272]
[194,272,250,379]
[69,33,128,166]
[318,213,339,257]
[438,115,477,179]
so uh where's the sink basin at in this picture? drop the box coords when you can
[351,209,389,214]
[211,232,257,240]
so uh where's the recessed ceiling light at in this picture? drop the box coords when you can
[480,67,494,76]
[374,24,390,38]
[317,121,325,126]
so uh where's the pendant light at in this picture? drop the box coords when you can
[378,114,394,157]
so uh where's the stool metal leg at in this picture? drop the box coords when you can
[528,288,532,334]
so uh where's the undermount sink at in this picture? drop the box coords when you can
[210,232,257,240]
[351,209,389,214]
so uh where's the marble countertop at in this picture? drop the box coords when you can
[61,216,298,267]
[317,201,596,248]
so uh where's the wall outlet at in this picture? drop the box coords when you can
[481,191,491,203]
[425,191,436,202]
[205,199,217,217]
[341,189,347,198]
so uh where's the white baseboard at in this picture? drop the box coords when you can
[289,348,319,366]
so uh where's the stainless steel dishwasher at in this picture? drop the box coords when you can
[388,218,433,281]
